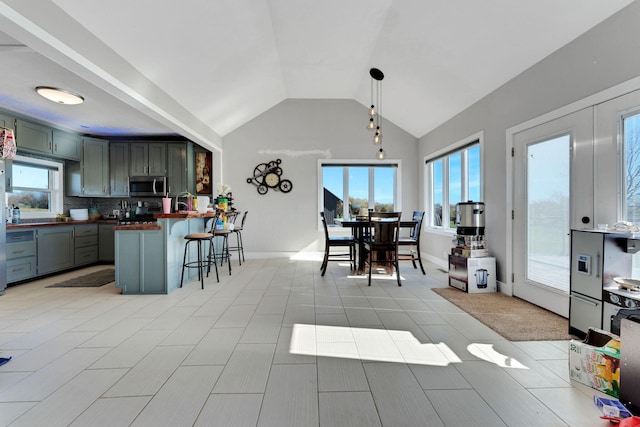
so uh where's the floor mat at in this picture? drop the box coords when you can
[46,268,115,288]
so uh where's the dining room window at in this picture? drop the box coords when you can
[425,139,481,231]
[321,162,398,226]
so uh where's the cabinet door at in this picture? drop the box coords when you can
[52,129,81,160]
[167,143,187,195]
[571,231,604,300]
[99,224,115,262]
[110,143,129,196]
[82,137,109,196]
[37,227,74,274]
[16,119,52,154]
[148,143,167,175]
[129,143,148,175]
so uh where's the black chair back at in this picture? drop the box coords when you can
[368,212,401,247]
[410,211,425,239]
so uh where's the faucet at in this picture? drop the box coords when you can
[174,191,191,212]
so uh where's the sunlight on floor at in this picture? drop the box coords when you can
[290,324,530,370]
[467,343,529,369]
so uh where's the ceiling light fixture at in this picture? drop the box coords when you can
[35,86,84,105]
[367,68,385,159]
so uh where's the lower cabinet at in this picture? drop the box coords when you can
[115,229,165,294]
[6,229,37,283]
[74,224,98,266]
[37,227,74,275]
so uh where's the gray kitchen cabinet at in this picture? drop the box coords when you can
[115,229,165,294]
[110,142,129,196]
[82,137,109,196]
[167,142,187,195]
[74,224,98,266]
[6,229,37,283]
[15,120,80,160]
[16,119,52,155]
[130,142,166,176]
[52,129,81,160]
[37,226,74,275]
[99,223,115,262]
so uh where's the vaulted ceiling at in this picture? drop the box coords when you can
[0,0,634,152]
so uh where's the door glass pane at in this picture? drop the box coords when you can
[323,166,343,224]
[624,113,640,224]
[348,167,369,217]
[374,167,394,212]
[448,153,462,227]
[526,135,570,291]
[432,160,443,226]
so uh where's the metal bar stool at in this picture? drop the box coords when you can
[229,211,247,265]
[180,231,217,289]
[208,212,233,275]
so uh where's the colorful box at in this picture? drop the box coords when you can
[569,328,621,397]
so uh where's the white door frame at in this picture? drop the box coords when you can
[505,76,640,299]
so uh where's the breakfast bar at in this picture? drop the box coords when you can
[114,212,217,294]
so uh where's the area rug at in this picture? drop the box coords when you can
[46,268,115,288]
[431,287,577,341]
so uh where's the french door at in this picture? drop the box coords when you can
[512,108,593,317]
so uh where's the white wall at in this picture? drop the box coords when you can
[418,2,640,282]
[222,99,418,253]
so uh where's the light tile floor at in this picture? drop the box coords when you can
[0,256,614,426]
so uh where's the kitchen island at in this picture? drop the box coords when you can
[114,212,217,294]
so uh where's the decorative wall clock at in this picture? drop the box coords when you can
[246,158,293,195]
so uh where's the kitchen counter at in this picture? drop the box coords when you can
[155,211,216,219]
[113,223,163,231]
[7,219,118,229]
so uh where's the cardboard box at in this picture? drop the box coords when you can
[448,255,496,293]
[569,328,621,397]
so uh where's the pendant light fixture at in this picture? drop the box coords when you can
[367,68,386,159]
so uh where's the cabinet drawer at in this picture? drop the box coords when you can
[75,247,98,266]
[569,292,602,335]
[75,235,98,248]
[7,256,37,283]
[7,241,36,259]
[7,230,35,243]
[74,224,98,237]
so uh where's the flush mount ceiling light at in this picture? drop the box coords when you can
[35,86,84,105]
[367,68,386,159]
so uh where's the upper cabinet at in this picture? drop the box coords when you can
[110,142,129,196]
[16,119,51,154]
[52,129,81,161]
[167,142,187,195]
[82,137,109,196]
[130,142,166,176]
[15,119,80,161]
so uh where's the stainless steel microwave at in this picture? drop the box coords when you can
[129,176,167,196]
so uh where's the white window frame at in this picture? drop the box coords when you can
[424,131,484,234]
[9,155,64,219]
[317,159,402,228]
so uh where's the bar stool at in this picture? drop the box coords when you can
[229,211,247,265]
[208,213,233,275]
[180,231,217,289]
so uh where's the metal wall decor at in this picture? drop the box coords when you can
[247,158,293,195]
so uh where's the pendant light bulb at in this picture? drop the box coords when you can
[369,105,376,117]
[377,147,386,160]
[367,117,376,130]
[373,127,382,144]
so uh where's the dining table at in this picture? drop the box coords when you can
[336,217,417,274]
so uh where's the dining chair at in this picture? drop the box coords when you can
[320,212,356,276]
[363,211,402,286]
[229,210,247,265]
[398,211,426,275]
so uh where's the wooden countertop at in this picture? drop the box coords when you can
[113,223,163,231]
[155,211,217,219]
[7,219,118,229]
